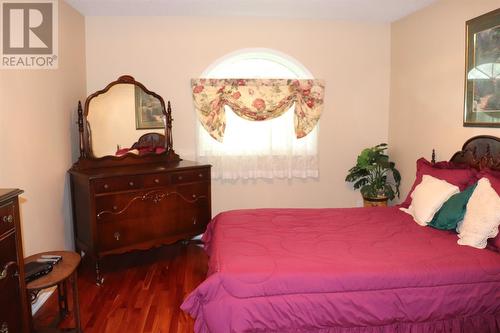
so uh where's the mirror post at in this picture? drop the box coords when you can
[166,101,173,152]
[77,101,86,158]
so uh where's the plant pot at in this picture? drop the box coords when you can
[362,195,388,207]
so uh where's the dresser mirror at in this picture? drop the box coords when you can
[87,83,165,157]
[74,75,179,169]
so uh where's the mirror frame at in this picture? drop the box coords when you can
[73,75,180,170]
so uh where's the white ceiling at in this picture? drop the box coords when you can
[65,0,437,22]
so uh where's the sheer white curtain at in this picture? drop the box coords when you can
[196,49,319,180]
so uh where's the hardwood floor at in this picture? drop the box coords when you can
[33,242,208,333]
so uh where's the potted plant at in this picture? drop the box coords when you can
[345,143,401,207]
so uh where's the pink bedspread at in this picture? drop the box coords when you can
[181,207,500,333]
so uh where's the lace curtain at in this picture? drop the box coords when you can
[193,78,324,180]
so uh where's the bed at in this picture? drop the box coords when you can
[182,136,500,333]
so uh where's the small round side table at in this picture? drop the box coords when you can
[25,251,82,333]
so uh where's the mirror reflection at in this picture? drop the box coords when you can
[87,83,165,157]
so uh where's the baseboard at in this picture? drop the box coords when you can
[31,286,56,315]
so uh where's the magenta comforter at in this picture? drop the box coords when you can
[181,207,500,333]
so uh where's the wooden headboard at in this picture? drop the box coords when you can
[131,133,165,150]
[445,135,500,171]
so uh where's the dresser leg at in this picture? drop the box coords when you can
[95,260,104,286]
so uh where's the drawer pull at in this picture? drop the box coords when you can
[103,184,109,190]
[0,322,8,333]
[112,206,118,211]
[0,262,17,281]
[198,173,203,178]
[129,181,135,187]
[114,232,121,241]
[178,176,183,181]
[154,179,160,184]
[192,217,197,225]
[192,194,196,199]
[2,215,13,223]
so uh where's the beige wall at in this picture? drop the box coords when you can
[389,0,500,202]
[85,16,391,213]
[0,0,86,255]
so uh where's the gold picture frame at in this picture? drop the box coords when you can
[135,86,164,129]
[464,8,500,127]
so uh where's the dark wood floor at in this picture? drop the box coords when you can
[33,242,208,333]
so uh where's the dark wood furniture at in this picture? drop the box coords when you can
[0,189,29,333]
[69,76,211,284]
[449,135,500,170]
[26,251,82,333]
[131,133,165,151]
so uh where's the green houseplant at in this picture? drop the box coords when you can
[345,143,401,206]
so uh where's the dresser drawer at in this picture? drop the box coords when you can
[171,168,210,184]
[93,175,143,194]
[0,231,18,269]
[177,183,210,203]
[0,202,15,237]
[143,173,170,188]
[97,218,163,252]
[0,233,22,333]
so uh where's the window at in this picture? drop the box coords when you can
[196,49,319,180]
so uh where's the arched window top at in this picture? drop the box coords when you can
[202,48,313,79]
[196,48,320,180]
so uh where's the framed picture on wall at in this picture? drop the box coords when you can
[135,86,164,129]
[464,8,500,127]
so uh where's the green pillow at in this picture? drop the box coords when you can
[428,183,477,230]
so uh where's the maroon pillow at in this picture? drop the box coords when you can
[400,158,477,208]
[479,169,500,251]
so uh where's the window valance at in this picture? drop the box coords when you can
[191,78,325,142]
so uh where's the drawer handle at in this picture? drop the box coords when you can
[192,217,197,225]
[192,194,196,199]
[198,173,203,178]
[154,179,160,184]
[0,322,8,333]
[103,184,109,190]
[129,181,135,187]
[178,176,183,181]
[0,262,17,281]
[114,232,120,241]
[112,206,118,211]
[2,215,13,223]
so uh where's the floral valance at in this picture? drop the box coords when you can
[191,78,325,142]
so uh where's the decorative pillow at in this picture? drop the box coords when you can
[400,158,477,208]
[478,169,500,194]
[400,175,459,226]
[477,169,500,251]
[428,183,477,230]
[457,178,500,249]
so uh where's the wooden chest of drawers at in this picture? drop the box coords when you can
[69,161,211,283]
[0,189,29,333]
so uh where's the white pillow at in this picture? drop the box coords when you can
[400,175,459,226]
[457,177,500,249]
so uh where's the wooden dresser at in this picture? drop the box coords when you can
[70,161,211,283]
[0,189,29,333]
[69,76,212,283]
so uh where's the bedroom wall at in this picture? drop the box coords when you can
[0,0,86,255]
[85,16,391,214]
[389,0,500,202]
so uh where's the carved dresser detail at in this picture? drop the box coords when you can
[69,76,211,284]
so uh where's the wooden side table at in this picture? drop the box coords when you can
[25,251,82,333]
